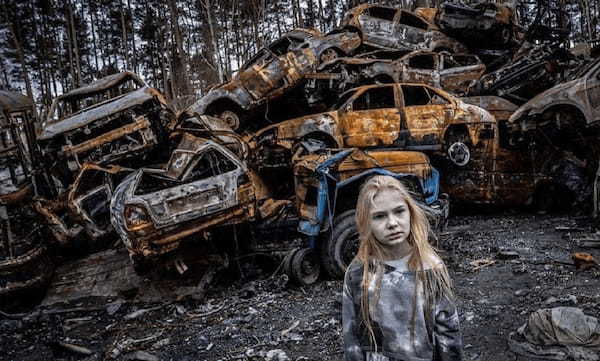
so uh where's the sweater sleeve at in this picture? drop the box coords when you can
[342,267,365,361]
[433,295,463,361]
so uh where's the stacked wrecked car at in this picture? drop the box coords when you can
[4,1,599,297]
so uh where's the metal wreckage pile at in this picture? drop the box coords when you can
[3,2,600,304]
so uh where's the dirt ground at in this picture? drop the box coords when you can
[2,210,600,361]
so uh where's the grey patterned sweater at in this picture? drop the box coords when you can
[342,257,463,361]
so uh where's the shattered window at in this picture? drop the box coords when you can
[187,149,238,181]
[402,85,448,106]
[399,12,428,30]
[269,37,293,56]
[365,7,397,21]
[352,86,395,111]
[408,54,435,70]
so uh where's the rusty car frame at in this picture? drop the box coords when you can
[471,43,576,104]
[0,91,53,302]
[34,163,134,247]
[254,82,494,169]
[190,28,361,131]
[433,2,519,47]
[342,4,467,53]
[305,50,485,107]
[38,71,171,186]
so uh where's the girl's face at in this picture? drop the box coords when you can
[369,188,411,249]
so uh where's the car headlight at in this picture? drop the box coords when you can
[124,205,151,230]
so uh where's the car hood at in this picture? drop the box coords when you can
[508,78,581,124]
[39,87,156,140]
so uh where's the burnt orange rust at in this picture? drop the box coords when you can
[61,116,152,155]
[342,109,401,147]
[439,119,549,205]
[0,183,32,205]
[414,8,438,24]
[33,199,73,245]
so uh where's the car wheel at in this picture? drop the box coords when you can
[288,248,320,285]
[321,209,359,279]
[219,110,241,130]
[319,48,340,64]
[447,141,471,166]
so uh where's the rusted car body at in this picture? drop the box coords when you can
[110,133,281,270]
[472,43,576,104]
[34,163,133,246]
[305,50,484,106]
[434,2,518,47]
[342,4,466,53]
[443,95,552,205]
[254,83,494,168]
[0,91,53,301]
[293,148,448,277]
[38,72,170,186]
[191,28,361,130]
[509,57,600,133]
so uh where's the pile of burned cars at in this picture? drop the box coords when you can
[5,1,600,297]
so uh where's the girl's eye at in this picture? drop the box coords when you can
[373,214,385,220]
[394,209,405,215]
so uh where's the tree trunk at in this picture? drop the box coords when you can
[167,0,192,97]
[8,23,38,118]
[201,0,224,83]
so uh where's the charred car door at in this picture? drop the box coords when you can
[400,84,455,149]
[399,52,440,87]
[357,6,400,49]
[439,54,485,95]
[239,48,289,101]
[138,144,248,229]
[394,11,431,50]
[339,85,402,147]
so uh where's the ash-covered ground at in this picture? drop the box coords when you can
[2,211,600,361]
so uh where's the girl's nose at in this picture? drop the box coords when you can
[387,215,399,228]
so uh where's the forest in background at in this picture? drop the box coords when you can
[0,0,599,114]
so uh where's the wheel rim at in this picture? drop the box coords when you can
[320,48,339,64]
[220,110,240,130]
[448,142,471,166]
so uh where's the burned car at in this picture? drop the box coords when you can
[471,43,576,104]
[306,50,484,106]
[342,4,467,53]
[254,83,494,169]
[191,28,361,131]
[293,147,448,278]
[34,163,133,248]
[110,133,287,273]
[434,2,519,47]
[509,57,600,135]
[38,71,171,186]
[0,91,53,302]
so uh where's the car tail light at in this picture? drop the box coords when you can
[124,205,151,230]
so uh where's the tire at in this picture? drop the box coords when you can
[320,209,359,279]
[288,248,320,285]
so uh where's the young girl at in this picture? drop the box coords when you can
[343,175,462,361]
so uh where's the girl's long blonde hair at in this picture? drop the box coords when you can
[353,175,453,349]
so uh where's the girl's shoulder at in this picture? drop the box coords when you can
[419,253,445,271]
